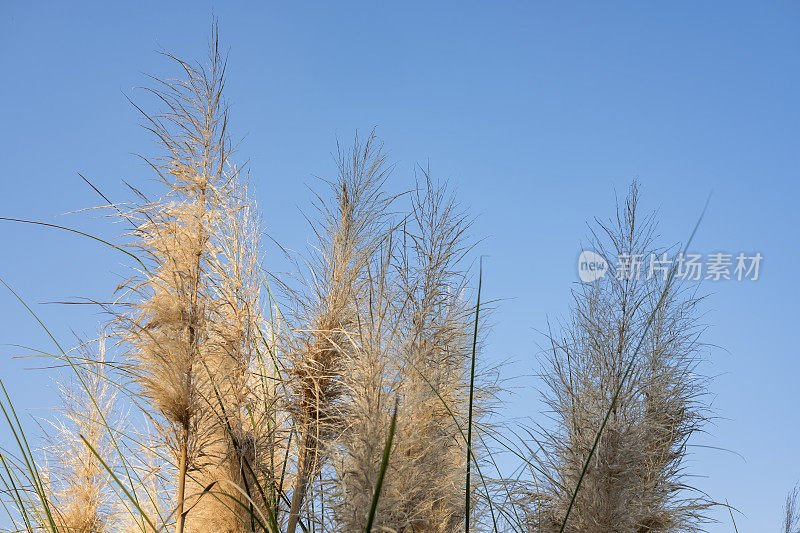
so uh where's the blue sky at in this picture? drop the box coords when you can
[1,2,798,530]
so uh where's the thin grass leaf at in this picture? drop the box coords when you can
[465,257,482,532]
[365,398,398,532]
[0,218,150,274]
[79,434,158,532]
[0,378,59,531]
[0,453,33,532]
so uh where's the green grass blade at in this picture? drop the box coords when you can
[79,434,158,532]
[365,398,398,532]
[465,258,482,532]
[0,378,58,531]
[0,217,150,275]
[0,453,33,531]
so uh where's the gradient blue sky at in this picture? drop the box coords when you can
[1,2,798,531]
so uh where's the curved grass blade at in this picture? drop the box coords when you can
[465,257,482,532]
[79,434,158,532]
[365,398,398,532]
[0,378,58,531]
[0,217,150,275]
[0,453,32,532]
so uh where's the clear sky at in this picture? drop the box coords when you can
[1,2,798,531]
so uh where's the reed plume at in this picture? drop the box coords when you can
[283,132,394,533]
[43,341,117,533]
[526,183,710,532]
[330,172,484,532]
[118,29,268,532]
